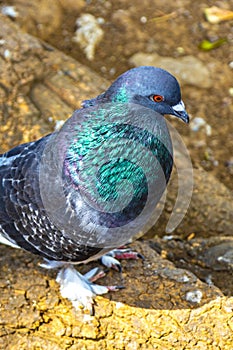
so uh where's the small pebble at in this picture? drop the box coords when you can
[73,13,104,61]
[186,290,203,303]
[162,235,174,241]
[54,120,65,131]
[190,117,212,136]
[181,275,190,283]
[109,67,116,76]
[176,47,185,54]
[140,16,147,24]
[115,302,124,309]
[4,49,11,60]
[228,87,233,96]
[1,5,18,18]
[205,274,213,285]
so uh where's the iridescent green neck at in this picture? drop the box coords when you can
[112,86,129,103]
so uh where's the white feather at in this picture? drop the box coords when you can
[0,232,20,249]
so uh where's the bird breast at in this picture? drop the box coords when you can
[39,102,173,250]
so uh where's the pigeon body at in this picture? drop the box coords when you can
[0,66,189,310]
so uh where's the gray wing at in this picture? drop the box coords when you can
[0,135,102,262]
[0,137,50,254]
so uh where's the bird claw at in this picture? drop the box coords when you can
[100,255,122,272]
[107,285,125,292]
[41,247,143,313]
[100,247,144,271]
[84,267,106,282]
[55,264,123,313]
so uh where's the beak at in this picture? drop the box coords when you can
[171,100,189,123]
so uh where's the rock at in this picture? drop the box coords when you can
[1,5,19,19]
[129,52,212,88]
[0,14,108,152]
[1,241,232,349]
[189,117,212,135]
[73,13,104,61]
[57,0,85,12]
[111,9,146,56]
[143,129,233,239]
[150,234,233,297]
[171,167,233,237]
[2,0,62,40]
[147,165,233,239]
[202,240,233,270]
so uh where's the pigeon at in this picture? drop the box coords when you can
[0,66,189,312]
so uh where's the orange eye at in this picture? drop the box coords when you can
[151,95,164,103]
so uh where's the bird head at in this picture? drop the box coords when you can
[82,66,189,123]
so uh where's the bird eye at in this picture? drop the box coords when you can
[150,95,164,103]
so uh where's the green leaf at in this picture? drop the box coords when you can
[198,38,227,51]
